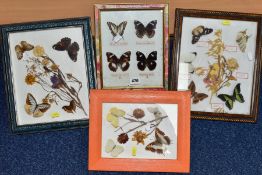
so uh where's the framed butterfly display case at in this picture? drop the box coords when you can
[89,90,190,173]
[170,9,262,122]
[0,17,96,133]
[94,4,169,89]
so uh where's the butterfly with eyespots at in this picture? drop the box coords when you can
[24,93,51,118]
[134,20,157,38]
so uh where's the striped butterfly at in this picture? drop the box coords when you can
[24,93,50,117]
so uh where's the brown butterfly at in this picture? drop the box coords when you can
[192,25,213,44]
[62,100,76,113]
[15,41,34,60]
[106,51,131,72]
[145,128,171,154]
[188,81,208,104]
[53,37,79,62]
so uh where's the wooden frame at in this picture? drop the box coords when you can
[169,8,262,122]
[0,17,96,133]
[94,4,169,89]
[89,89,190,173]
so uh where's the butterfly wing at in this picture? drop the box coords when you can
[105,139,116,153]
[217,94,234,110]
[119,51,131,71]
[20,41,34,51]
[67,42,79,62]
[33,103,50,117]
[110,107,126,117]
[188,81,196,97]
[62,100,76,113]
[25,93,37,115]
[192,93,208,104]
[146,51,157,71]
[106,52,119,72]
[107,22,118,37]
[145,20,157,38]
[136,51,147,71]
[134,20,146,38]
[236,30,248,52]
[106,113,119,128]
[53,37,71,51]
[233,83,245,103]
[117,21,127,36]
[15,45,23,60]
[111,145,124,157]
[155,128,171,145]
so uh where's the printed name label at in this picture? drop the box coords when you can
[236,72,248,79]
[211,103,224,109]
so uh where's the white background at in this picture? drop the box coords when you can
[178,17,257,115]
[100,10,164,88]
[101,103,178,160]
[8,27,90,125]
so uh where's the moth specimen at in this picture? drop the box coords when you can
[15,41,34,60]
[136,51,157,71]
[24,93,50,117]
[236,29,250,52]
[134,20,157,38]
[145,128,171,154]
[192,25,213,44]
[188,81,208,104]
[107,21,127,42]
[106,51,131,72]
[52,37,79,62]
[217,83,245,110]
[105,139,124,157]
[180,52,197,73]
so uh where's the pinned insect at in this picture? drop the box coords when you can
[62,100,76,113]
[217,83,244,110]
[15,41,34,60]
[180,52,197,73]
[24,93,51,117]
[136,51,157,71]
[106,107,126,128]
[105,139,124,157]
[106,51,131,72]
[134,20,157,38]
[192,25,213,44]
[188,81,208,104]
[145,128,171,154]
[107,21,127,42]
[236,29,251,52]
[52,37,79,62]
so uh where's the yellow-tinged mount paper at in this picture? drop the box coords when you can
[51,112,60,118]
[132,146,137,156]
[222,20,231,26]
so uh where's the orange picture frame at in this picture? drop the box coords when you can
[88,90,191,173]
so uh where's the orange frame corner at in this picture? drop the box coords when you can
[88,89,191,173]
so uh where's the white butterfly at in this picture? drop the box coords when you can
[147,107,163,119]
[105,139,124,157]
[180,52,197,73]
[24,93,51,117]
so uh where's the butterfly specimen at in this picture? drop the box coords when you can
[180,52,197,73]
[107,107,126,128]
[145,128,171,154]
[136,51,157,71]
[134,20,157,38]
[52,37,79,62]
[15,41,34,60]
[147,107,162,119]
[105,139,124,157]
[106,51,131,72]
[217,83,245,110]
[192,25,213,44]
[107,21,127,42]
[188,81,208,104]
[62,100,76,113]
[24,93,51,118]
[236,29,250,52]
